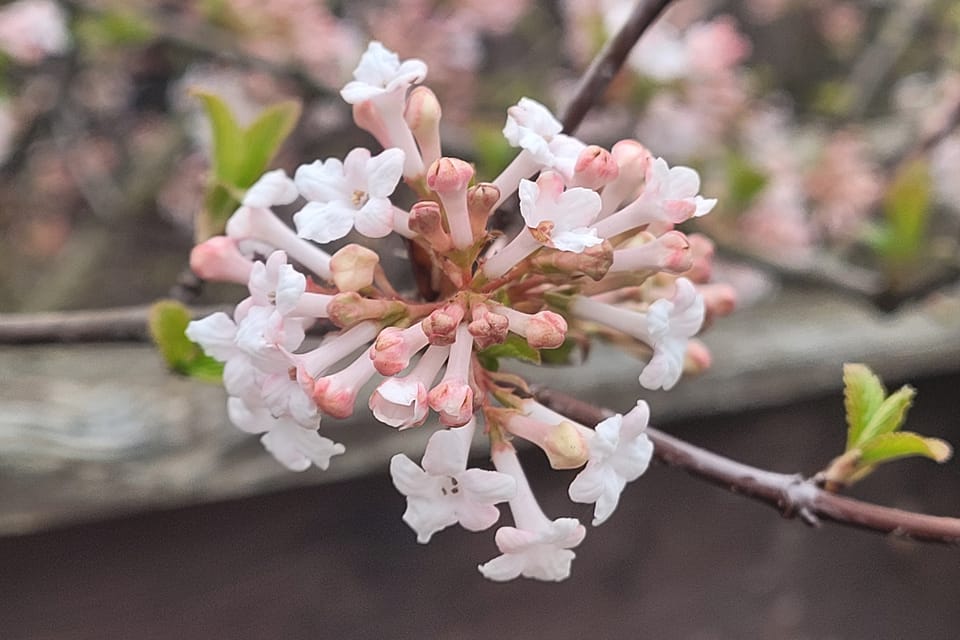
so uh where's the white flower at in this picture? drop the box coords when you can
[0,0,69,65]
[390,420,516,543]
[228,399,343,472]
[503,97,586,179]
[569,401,653,525]
[478,517,586,582]
[340,41,427,104]
[248,251,306,316]
[242,169,299,209]
[478,445,586,582]
[642,157,717,221]
[520,172,602,252]
[294,147,404,243]
[639,278,705,391]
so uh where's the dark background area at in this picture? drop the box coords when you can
[3,372,958,640]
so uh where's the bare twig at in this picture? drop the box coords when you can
[560,0,675,133]
[532,386,960,545]
[0,304,227,344]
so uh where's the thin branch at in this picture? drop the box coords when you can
[560,0,675,133]
[0,304,227,344]
[532,386,960,545]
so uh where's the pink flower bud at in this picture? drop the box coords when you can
[572,145,620,190]
[409,200,453,253]
[330,244,379,292]
[468,304,510,349]
[683,233,716,282]
[600,140,652,216]
[525,311,568,349]
[404,86,442,169]
[327,292,406,328]
[698,283,737,321]
[609,231,693,275]
[427,379,474,427]
[369,324,430,376]
[312,353,378,419]
[190,236,254,284]
[426,157,475,249]
[466,182,500,237]
[684,338,712,374]
[497,410,589,470]
[421,303,466,345]
[530,240,614,281]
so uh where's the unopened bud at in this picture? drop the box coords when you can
[427,158,475,249]
[327,292,406,328]
[421,303,466,345]
[684,338,712,375]
[369,325,429,376]
[190,236,254,284]
[683,233,716,282]
[572,145,620,190]
[525,311,568,349]
[466,182,500,237]
[409,200,453,253]
[427,379,474,427]
[531,240,614,281]
[610,231,693,275]
[405,86,442,168]
[468,304,510,349]
[543,421,589,470]
[330,244,379,292]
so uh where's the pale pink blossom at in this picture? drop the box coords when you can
[248,251,306,316]
[0,0,69,65]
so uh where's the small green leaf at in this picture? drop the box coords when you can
[726,153,768,212]
[843,363,886,449]
[148,300,223,382]
[539,338,578,366]
[870,158,931,265]
[478,334,541,371]
[235,99,302,187]
[858,431,952,465]
[192,92,301,240]
[858,384,915,443]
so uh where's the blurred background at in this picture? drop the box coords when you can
[0,0,958,638]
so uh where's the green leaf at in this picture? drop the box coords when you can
[236,100,301,186]
[148,300,223,382]
[858,384,915,443]
[858,431,952,465]
[478,334,542,372]
[726,153,768,212]
[870,158,931,265]
[192,92,301,240]
[539,338,578,366]
[843,363,886,449]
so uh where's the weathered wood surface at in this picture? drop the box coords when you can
[1,286,959,534]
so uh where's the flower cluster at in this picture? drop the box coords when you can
[186,42,732,581]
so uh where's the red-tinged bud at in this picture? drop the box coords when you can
[531,240,614,281]
[426,157,475,249]
[572,145,620,190]
[312,354,378,419]
[683,233,716,282]
[190,236,254,284]
[409,200,453,253]
[610,231,693,275]
[699,283,737,320]
[466,182,500,237]
[468,304,510,349]
[600,140,653,216]
[524,311,568,349]
[427,379,474,427]
[327,292,406,328]
[330,244,379,292]
[369,324,430,376]
[684,338,712,375]
[404,86,442,168]
[421,303,466,345]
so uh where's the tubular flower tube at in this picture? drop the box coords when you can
[183,40,732,582]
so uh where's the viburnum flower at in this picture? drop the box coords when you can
[390,419,516,543]
[184,40,730,582]
[483,171,602,278]
[294,147,406,243]
[478,445,586,582]
[568,400,654,525]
